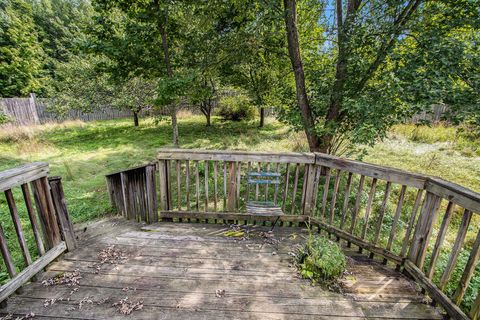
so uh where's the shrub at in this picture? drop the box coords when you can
[217,95,257,121]
[295,235,347,283]
[0,111,10,125]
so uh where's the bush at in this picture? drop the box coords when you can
[0,111,10,125]
[217,95,257,121]
[295,235,346,283]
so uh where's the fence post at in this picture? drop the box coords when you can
[29,93,40,125]
[48,177,76,251]
[408,191,442,269]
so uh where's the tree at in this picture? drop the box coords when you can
[89,0,184,146]
[51,54,155,126]
[112,76,157,126]
[188,75,218,126]
[28,0,93,95]
[281,0,480,155]
[0,0,43,97]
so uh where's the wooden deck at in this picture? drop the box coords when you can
[1,217,442,319]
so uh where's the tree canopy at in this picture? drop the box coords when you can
[1,0,478,152]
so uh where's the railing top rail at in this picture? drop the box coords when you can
[314,153,427,189]
[157,148,316,164]
[426,177,480,213]
[0,162,49,192]
[105,162,156,178]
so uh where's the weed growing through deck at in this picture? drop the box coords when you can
[294,234,347,285]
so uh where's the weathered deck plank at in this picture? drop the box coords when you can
[0,218,441,319]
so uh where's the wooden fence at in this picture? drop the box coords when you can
[0,94,145,125]
[0,163,75,304]
[106,148,480,320]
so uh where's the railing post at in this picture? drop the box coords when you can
[48,177,76,251]
[158,160,172,223]
[408,191,442,269]
[31,177,62,250]
[145,163,158,223]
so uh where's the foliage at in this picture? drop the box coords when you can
[49,54,113,115]
[0,110,10,124]
[30,0,92,89]
[295,235,346,283]
[428,248,480,313]
[0,0,43,96]
[217,94,257,121]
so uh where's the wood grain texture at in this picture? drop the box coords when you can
[0,218,442,319]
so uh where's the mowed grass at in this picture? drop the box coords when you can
[0,116,478,224]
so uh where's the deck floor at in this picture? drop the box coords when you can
[1,217,441,319]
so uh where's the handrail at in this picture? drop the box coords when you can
[105,148,480,320]
[0,163,75,306]
[0,162,49,192]
[157,148,315,164]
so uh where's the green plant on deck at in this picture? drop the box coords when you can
[295,234,346,284]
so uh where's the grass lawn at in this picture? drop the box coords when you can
[0,115,478,223]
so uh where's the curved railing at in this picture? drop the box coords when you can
[105,148,480,320]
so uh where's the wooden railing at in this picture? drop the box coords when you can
[0,163,75,305]
[105,148,480,320]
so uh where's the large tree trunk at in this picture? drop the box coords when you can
[259,107,265,127]
[283,0,321,152]
[155,0,179,147]
[133,110,139,127]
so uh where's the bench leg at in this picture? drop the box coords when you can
[270,216,281,231]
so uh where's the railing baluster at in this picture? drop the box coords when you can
[282,163,290,212]
[339,172,353,231]
[359,178,377,253]
[21,183,45,256]
[453,229,480,305]
[195,160,200,212]
[185,160,190,211]
[439,209,473,291]
[370,181,391,259]
[329,170,342,225]
[302,164,317,216]
[213,161,218,212]
[400,189,424,258]
[227,162,236,212]
[427,201,454,279]
[470,288,480,319]
[383,184,406,264]
[265,163,270,201]
[223,161,227,211]
[290,164,300,215]
[273,163,280,205]
[176,160,181,210]
[0,223,16,280]
[255,162,260,201]
[349,175,365,245]
[204,161,209,212]
[321,167,331,219]
[236,161,241,210]
[245,162,251,204]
